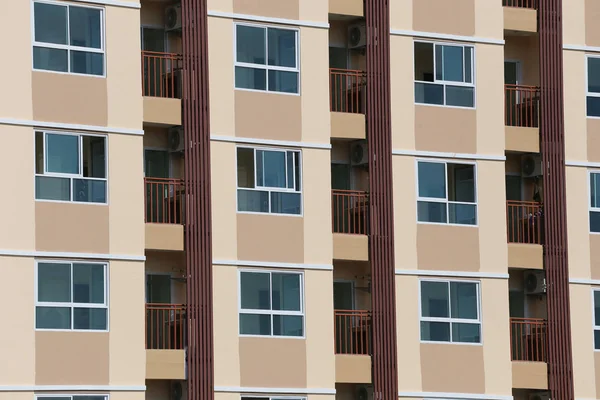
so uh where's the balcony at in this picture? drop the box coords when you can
[145,303,187,380]
[334,309,372,383]
[330,68,366,140]
[505,85,540,152]
[332,190,369,261]
[144,177,185,251]
[510,317,548,389]
[507,201,544,269]
[503,0,537,33]
[141,51,183,126]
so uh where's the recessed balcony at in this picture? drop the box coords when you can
[505,84,540,153]
[145,303,187,380]
[144,177,185,251]
[334,309,372,383]
[142,51,183,126]
[332,189,369,261]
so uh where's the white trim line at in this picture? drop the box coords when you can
[214,259,332,271]
[68,0,140,8]
[566,160,600,168]
[214,387,335,395]
[0,249,145,262]
[211,135,331,150]
[208,11,329,29]
[396,269,509,279]
[564,44,600,53]
[390,29,504,45]
[399,392,512,400]
[393,149,505,161]
[570,278,600,285]
[0,118,144,136]
[0,385,145,392]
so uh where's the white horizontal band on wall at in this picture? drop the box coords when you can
[214,259,333,271]
[70,0,141,8]
[390,29,505,45]
[564,44,600,53]
[0,118,144,136]
[214,387,336,395]
[566,160,600,168]
[395,269,509,279]
[211,135,332,150]
[0,249,145,262]
[570,278,600,285]
[208,11,329,29]
[399,392,512,400]
[392,149,506,162]
[0,385,145,392]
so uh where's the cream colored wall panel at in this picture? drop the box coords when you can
[0,394,32,400]
[109,392,145,400]
[0,126,35,250]
[108,134,145,255]
[563,0,585,46]
[390,0,413,30]
[396,276,422,392]
[393,157,418,270]
[566,167,591,279]
[477,161,508,274]
[0,257,34,385]
[475,44,504,155]
[211,142,238,260]
[305,270,335,387]
[303,150,333,264]
[109,261,146,385]
[391,36,416,151]
[299,0,328,23]
[474,0,503,40]
[570,284,597,398]
[209,17,235,136]
[208,0,233,13]
[301,28,330,145]
[564,50,587,161]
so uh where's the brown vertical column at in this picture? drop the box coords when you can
[539,0,574,399]
[365,1,398,399]
[181,1,214,400]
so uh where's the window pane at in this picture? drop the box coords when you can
[592,173,600,208]
[421,281,449,318]
[34,3,67,44]
[71,51,104,76]
[235,66,267,91]
[237,148,255,188]
[418,162,446,198]
[446,86,474,107]
[73,179,107,203]
[36,176,70,201]
[36,132,44,174]
[38,262,71,302]
[268,70,299,94]
[442,45,464,82]
[591,211,600,233]
[414,42,434,81]
[589,57,600,93]
[73,263,105,304]
[69,6,102,49]
[268,28,296,68]
[74,307,107,330]
[420,321,450,342]
[449,203,477,225]
[587,96,600,117]
[46,134,79,174]
[256,150,264,186]
[448,164,475,202]
[236,25,265,64]
[36,306,71,329]
[417,201,447,223]
[415,82,443,105]
[595,291,600,326]
[240,313,271,335]
[450,282,478,319]
[240,272,271,310]
[262,151,286,188]
[286,152,294,189]
[238,189,269,212]
[452,322,481,343]
[273,315,303,336]
[271,192,301,215]
[595,330,600,350]
[272,273,301,311]
[33,47,68,73]
[434,44,443,81]
[464,47,473,83]
[294,152,301,191]
[75,397,108,400]
[82,136,106,178]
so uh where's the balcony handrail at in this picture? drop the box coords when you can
[504,84,540,128]
[144,177,185,224]
[510,317,547,362]
[329,68,367,114]
[146,303,187,350]
[142,50,183,58]
[502,0,538,9]
[332,189,369,235]
[141,51,183,98]
[506,200,543,245]
[334,309,372,355]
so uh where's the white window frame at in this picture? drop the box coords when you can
[593,288,600,350]
[419,278,482,345]
[414,40,476,108]
[589,170,600,233]
[35,130,108,205]
[32,0,106,77]
[234,22,300,95]
[35,260,109,332]
[241,397,305,400]
[415,159,478,226]
[236,145,303,216]
[238,269,305,338]
[36,396,108,400]
[587,55,600,118]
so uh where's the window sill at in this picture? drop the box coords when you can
[420,340,483,346]
[35,199,108,206]
[237,210,303,217]
[417,221,478,228]
[33,68,106,79]
[35,328,109,333]
[234,87,300,97]
[239,333,305,339]
[414,102,476,110]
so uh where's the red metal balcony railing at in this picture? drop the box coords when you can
[510,318,547,362]
[146,303,187,350]
[145,177,185,224]
[142,51,183,98]
[502,0,538,9]
[334,309,372,355]
[332,190,369,235]
[506,201,543,244]
[505,84,540,128]
[330,68,367,114]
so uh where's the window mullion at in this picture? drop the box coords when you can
[265,27,269,90]
[66,5,71,73]
[70,263,74,330]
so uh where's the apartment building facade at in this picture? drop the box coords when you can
[1,0,599,400]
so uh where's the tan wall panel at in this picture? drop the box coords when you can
[0,257,35,384]
[475,0,504,39]
[563,0,585,45]
[507,244,544,270]
[146,350,186,380]
[235,91,302,141]
[333,234,369,261]
[511,362,548,389]
[569,284,596,398]
[588,119,600,162]
[36,331,109,384]
[331,114,366,140]
[109,134,145,255]
[417,224,480,271]
[393,156,418,270]
[415,106,477,154]
[420,343,485,393]
[335,355,371,383]
[145,224,184,251]
[237,214,304,263]
[208,0,233,13]
[503,8,537,33]
[233,0,299,20]
[211,142,237,260]
[564,51,587,161]
[0,126,35,250]
[209,17,235,137]
[566,167,591,279]
[299,0,328,25]
[390,0,413,30]
[396,276,423,392]
[32,72,108,126]
[504,36,540,86]
[590,235,600,280]
[0,394,32,400]
[505,127,540,153]
[109,261,146,385]
[109,392,145,400]
[586,0,600,47]
[143,98,181,126]
[391,36,416,150]
[413,0,475,36]
[239,337,307,387]
[35,202,109,253]
[328,0,363,18]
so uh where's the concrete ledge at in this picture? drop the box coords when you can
[508,243,543,270]
[512,361,548,389]
[143,97,182,126]
[333,233,369,261]
[329,0,363,17]
[505,126,539,153]
[331,112,366,140]
[504,7,537,33]
[146,349,186,380]
[145,223,184,251]
[335,354,371,383]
